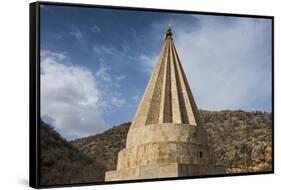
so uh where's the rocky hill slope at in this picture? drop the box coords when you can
[200,110,272,173]
[71,110,272,174]
[40,121,105,186]
[70,122,130,172]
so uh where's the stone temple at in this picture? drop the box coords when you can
[105,26,225,181]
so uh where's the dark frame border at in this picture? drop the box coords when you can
[29,1,274,189]
[30,2,40,188]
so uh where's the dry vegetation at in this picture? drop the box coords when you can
[70,122,130,172]
[40,110,272,185]
[200,110,272,173]
[40,121,105,186]
[71,110,272,174]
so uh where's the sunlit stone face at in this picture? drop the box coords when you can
[105,28,225,181]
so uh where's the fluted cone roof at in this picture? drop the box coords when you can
[130,27,201,128]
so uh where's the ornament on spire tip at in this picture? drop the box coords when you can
[164,24,173,42]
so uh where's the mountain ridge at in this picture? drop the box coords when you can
[71,110,272,174]
[40,110,272,185]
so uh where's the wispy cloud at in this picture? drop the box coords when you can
[111,97,126,107]
[94,62,127,110]
[90,25,101,33]
[93,44,119,56]
[138,54,158,74]
[134,15,271,112]
[70,28,83,40]
[41,6,272,138]
[95,63,112,83]
[41,50,67,60]
[173,16,272,111]
[51,33,63,39]
[115,74,126,82]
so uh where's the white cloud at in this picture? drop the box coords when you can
[142,16,271,111]
[41,50,107,140]
[173,16,272,111]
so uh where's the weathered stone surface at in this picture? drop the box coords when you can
[130,28,200,129]
[105,163,225,181]
[126,124,209,148]
[105,27,225,181]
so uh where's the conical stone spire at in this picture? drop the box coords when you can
[131,26,201,128]
[105,27,225,181]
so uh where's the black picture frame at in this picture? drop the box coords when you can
[29,1,274,189]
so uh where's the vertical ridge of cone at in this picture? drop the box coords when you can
[130,28,201,128]
[130,41,168,128]
[169,40,182,123]
[105,27,225,182]
[172,42,201,126]
[145,41,169,125]
[171,42,195,125]
[159,39,173,123]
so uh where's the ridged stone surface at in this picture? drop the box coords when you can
[130,36,201,128]
[105,28,225,181]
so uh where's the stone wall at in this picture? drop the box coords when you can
[105,163,225,181]
[117,141,213,170]
[126,123,209,147]
[105,124,224,181]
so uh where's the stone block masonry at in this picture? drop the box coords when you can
[105,26,225,181]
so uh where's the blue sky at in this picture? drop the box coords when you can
[40,4,272,140]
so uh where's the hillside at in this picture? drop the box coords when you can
[70,122,130,172]
[200,110,272,173]
[71,110,272,174]
[40,121,105,186]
